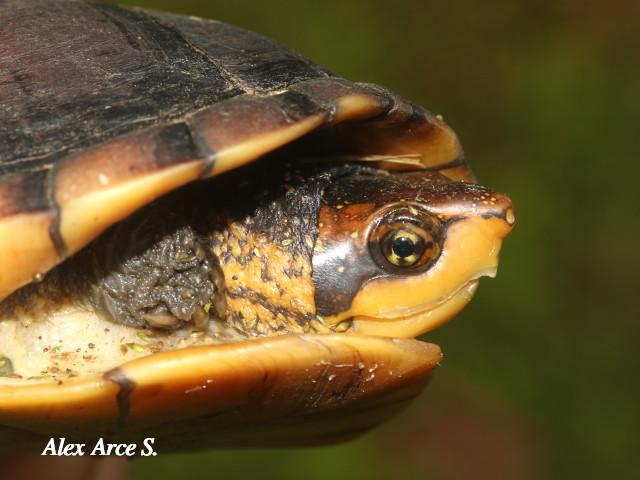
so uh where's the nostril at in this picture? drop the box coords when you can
[488,192,515,227]
[505,207,516,226]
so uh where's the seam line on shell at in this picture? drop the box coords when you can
[185,119,217,178]
[45,164,67,259]
[132,7,258,96]
[104,368,136,428]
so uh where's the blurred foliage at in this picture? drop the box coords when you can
[106,0,638,478]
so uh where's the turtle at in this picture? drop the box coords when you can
[0,0,515,453]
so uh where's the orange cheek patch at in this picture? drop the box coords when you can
[325,215,511,337]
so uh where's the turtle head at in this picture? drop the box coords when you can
[313,170,515,337]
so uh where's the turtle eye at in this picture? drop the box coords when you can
[370,206,442,273]
[383,228,428,266]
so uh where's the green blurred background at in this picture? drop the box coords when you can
[110,1,638,478]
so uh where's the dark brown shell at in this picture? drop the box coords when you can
[0,0,470,301]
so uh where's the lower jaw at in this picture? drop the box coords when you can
[349,280,480,339]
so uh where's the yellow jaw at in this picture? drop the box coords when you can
[351,280,480,338]
[315,174,515,338]
[346,215,511,337]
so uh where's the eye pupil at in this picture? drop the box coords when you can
[391,236,416,258]
[370,206,442,272]
[381,229,427,267]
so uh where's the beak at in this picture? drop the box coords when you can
[348,191,515,338]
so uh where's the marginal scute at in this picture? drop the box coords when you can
[0,335,441,451]
[192,91,329,175]
[54,122,206,204]
[57,162,206,266]
[0,211,58,301]
[0,170,51,218]
[289,78,391,122]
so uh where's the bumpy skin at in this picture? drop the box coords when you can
[67,158,329,335]
[89,218,218,330]
[204,160,330,335]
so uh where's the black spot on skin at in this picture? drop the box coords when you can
[260,263,272,283]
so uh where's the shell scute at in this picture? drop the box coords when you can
[146,9,333,94]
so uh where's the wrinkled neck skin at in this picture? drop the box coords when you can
[200,160,333,335]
